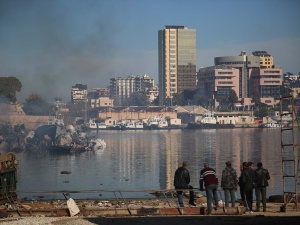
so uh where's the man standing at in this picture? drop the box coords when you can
[241,162,256,213]
[221,161,238,207]
[200,163,219,215]
[254,162,270,212]
[238,162,247,205]
[173,161,196,207]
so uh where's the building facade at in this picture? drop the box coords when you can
[249,66,282,106]
[252,51,274,69]
[158,26,196,105]
[71,84,87,103]
[110,74,155,106]
[197,65,239,107]
[214,51,261,99]
[211,51,282,107]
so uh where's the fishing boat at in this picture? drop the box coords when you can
[260,122,281,128]
[186,112,235,129]
[145,116,169,129]
[87,119,107,130]
[125,121,144,130]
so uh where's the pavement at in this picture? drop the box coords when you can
[51,214,300,225]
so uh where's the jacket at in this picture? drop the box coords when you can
[254,167,270,187]
[173,167,190,189]
[221,166,237,189]
[241,168,256,191]
[200,167,218,189]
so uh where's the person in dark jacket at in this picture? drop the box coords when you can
[254,162,270,212]
[200,163,219,215]
[173,161,196,207]
[221,161,238,207]
[238,162,247,205]
[241,161,256,213]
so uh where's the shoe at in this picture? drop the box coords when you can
[254,209,260,212]
[179,204,184,208]
[250,211,254,214]
[263,208,266,212]
[189,202,196,207]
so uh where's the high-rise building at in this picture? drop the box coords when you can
[158,26,196,105]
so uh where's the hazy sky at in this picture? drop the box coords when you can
[1,0,299,103]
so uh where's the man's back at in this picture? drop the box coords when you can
[254,167,270,187]
[200,167,218,187]
[174,166,190,188]
[221,167,237,189]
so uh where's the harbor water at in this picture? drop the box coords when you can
[17,128,298,200]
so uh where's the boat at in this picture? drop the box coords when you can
[186,112,235,129]
[87,119,107,130]
[125,121,144,130]
[157,119,168,129]
[145,116,169,129]
[135,121,144,129]
[270,115,293,123]
[259,122,281,128]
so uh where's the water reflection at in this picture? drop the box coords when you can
[17,128,298,199]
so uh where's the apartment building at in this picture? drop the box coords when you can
[283,72,300,98]
[158,26,196,105]
[110,74,155,106]
[71,84,87,103]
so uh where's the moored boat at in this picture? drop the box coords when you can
[186,112,235,129]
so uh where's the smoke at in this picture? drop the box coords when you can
[0,0,119,103]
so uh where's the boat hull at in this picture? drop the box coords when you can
[186,123,235,129]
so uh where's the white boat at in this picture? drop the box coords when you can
[146,116,168,129]
[147,116,160,127]
[263,123,281,128]
[135,121,144,129]
[198,112,217,124]
[125,121,144,129]
[87,119,106,130]
[187,111,235,129]
[270,115,293,123]
[158,119,168,128]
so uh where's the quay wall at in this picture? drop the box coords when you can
[0,115,48,130]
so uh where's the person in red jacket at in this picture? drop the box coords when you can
[200,163,219,215]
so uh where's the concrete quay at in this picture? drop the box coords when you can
[1,198,300,225]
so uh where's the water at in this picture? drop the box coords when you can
[17,128,298,200]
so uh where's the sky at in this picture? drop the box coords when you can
[0,0,300,103]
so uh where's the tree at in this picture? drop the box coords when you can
[192,93,210,107]
[22,93,52,116]
[251,88,261,106]
[127,92,149,106]
[253,102,268,118]
[228,89,238,108]
[0,77,22,103]
[171,93,184,106]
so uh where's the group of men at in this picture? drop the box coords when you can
[173,160,270,215]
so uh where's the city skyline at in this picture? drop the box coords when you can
[0,0,299,103]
